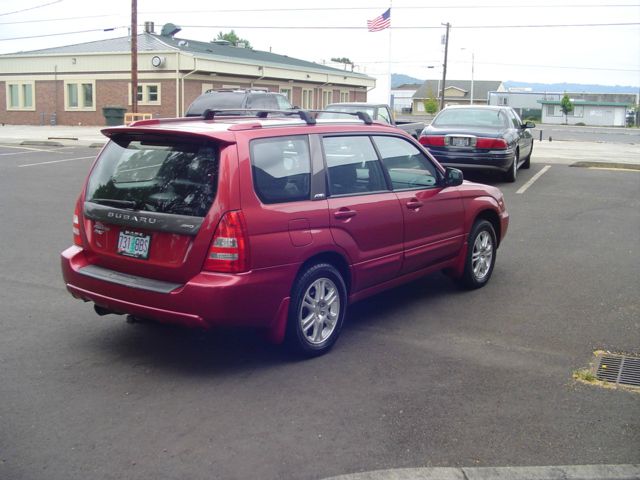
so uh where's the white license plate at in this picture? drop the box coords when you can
[117,230,151,259]
[451,137,470,147]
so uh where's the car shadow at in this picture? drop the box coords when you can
[78,272,463,374]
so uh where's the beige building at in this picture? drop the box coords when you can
[412,80,505,112]
[0,22,375,126]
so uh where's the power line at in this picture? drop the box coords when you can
[1,4,639,25]
[172,22,640,30]
[0,0,62,17]
[1,27,126,42]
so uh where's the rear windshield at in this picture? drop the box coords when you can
[86,135,219,218]
[186,92,246,116]
[432,108,509,128]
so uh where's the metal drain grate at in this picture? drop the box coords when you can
[596,354,640,387]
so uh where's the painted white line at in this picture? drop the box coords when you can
[516,165,551,194]
[18,156,95,168]
[0,144,55,153]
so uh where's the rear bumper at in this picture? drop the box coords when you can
[427,147,515,172]
[61,246,294,330]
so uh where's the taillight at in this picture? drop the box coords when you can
[476,138,508,149]
[73,204,83,247]
[204,211,250,273]
[419,135,445,147]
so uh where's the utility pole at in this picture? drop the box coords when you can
[131,0,138,114]
[440,22,450,111]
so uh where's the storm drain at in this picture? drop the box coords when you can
[596,354,640,388]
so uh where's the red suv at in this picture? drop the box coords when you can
[61,111,509,356]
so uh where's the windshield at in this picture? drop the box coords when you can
[433,108,509,128]
[86,134,219,218]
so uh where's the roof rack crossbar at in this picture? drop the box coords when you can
[309,109,374,125]
[200,109,317,125]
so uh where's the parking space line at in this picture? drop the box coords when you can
[517,165,551,194]
[18,156,95,168]
[0,144,58,154]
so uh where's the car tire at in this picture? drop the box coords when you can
[458,220,497,290]
[504,149,518,182]
[285,263,347,357]
[522,143,533,169]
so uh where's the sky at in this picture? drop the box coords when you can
[1,0,639,91]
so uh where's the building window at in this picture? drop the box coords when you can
[302,89,314,109]
[65,80,95,110]
[340,91,349,102]
[500,97,508,105]
[280,87,292,103]
[322,90,333,108]
[6,81,35,111]
[572,106,584,117]
[128,83,161,105]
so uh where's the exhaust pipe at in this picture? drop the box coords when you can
[94,304,120,316]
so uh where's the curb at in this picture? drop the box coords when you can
[323,464,640,480]
[20,140,64,147]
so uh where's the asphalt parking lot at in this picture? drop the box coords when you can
[0,140,638,480]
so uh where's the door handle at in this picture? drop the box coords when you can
[406,199,423,210]
[334,208,357,219]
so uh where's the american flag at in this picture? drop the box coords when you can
[367,8,391,32]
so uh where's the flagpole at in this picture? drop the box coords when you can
[388,1,393,108]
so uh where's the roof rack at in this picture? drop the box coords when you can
[201,109,317,125]
[310,109,373,125]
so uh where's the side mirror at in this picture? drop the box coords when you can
[522,121,536,129]
[444,167,463,187]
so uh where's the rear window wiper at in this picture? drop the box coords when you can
[89,198,138,209]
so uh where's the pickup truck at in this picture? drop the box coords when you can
[321,102,425,138]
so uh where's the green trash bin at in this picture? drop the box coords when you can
[102,106,127,126]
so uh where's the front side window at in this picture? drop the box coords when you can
[251,136,311,204]
[65,81,95,110]
[6,82,35,110]
[86,135,219,218]
[323,136,387,196]
[373,136,439,190]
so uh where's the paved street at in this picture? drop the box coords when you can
[0,139,638,480]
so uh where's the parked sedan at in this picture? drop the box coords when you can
[419,106,535,182]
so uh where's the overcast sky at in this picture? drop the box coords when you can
[1,0,639,88]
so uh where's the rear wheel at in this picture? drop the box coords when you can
[459,220,497,290]
[504,149,519,182]
[286,263,347,357]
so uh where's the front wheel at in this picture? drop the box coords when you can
[286,263,347,357]
[459,220,497,290]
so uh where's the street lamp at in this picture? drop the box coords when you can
[461,48,475,105]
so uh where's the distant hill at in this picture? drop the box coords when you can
[392,73,424,88]
[504,81,639,94]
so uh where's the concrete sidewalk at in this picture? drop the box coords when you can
[0,124,638,167]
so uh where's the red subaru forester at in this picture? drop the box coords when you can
[61,111,509,357]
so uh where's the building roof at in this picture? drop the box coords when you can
[413,79,504,100]
[539,100,629,107]
[3,31,372,80]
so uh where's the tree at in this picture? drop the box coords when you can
[331,57,354,70]
[423,88,439,114]
[214,30,252,49]
[560,93,574,125]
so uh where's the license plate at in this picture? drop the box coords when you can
[117,230,151,259]
[451,137,470,147]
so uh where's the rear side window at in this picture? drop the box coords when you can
[247,95,278,109]
[86,135,218,217]
[323,136,387,195]
[250,136,311,203]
